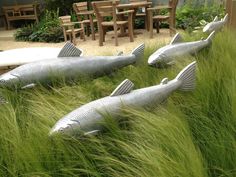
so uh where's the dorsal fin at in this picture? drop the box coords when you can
[169,33,183,45]
[110,79,134,97]
[58,42,83,57]
[117,51,123,56]
[213,16,218,22]
[161,78,168,85]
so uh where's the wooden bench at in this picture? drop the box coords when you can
[2,4,39,30]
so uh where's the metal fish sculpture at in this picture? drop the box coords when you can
[0,42,145,89]
[50,61,196,136]
[0,46,83,69]
[203,14,228,33]
[148,31,215,66]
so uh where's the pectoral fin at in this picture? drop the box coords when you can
[84,130,100,136]
[0,96,8,104]
[110,79,134,97]
[58,42,83,57]
[21,83,36,89]
[117,51,123,56]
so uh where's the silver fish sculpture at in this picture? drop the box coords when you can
[50,61,196,136]
[0,42,145,89]
[203,14,228,33]
[0,47,82,69]
[148,31,215,66]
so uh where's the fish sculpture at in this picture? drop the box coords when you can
[0,42,145,89]
[148,31,215,66]
[50,61,196,136]
[203,14,228,33]
[0,46,83,69]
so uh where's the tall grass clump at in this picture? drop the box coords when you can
[180,30,236,176]
[0,30,236,176]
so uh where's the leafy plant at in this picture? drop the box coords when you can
[14,25,35,41]
[176,5,225,32]
[14,10,63,43]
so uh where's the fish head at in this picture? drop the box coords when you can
[203,23,214,33]
[148,52,168,67]
[49,118,81,136]
[49,107,102,137]
[0,73,20,88]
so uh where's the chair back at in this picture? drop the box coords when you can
[59,15,71,23]
[73,2,88,13]
[59,15,73,30]
[73,2,89,21]
[92,1,117,23]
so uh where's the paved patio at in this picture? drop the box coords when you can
[0,29,172,55]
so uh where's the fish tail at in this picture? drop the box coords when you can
[206,31,215,43]
[131,43,145,64]
[175,61,196,91]
[223,13,229,23]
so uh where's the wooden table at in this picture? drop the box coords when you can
[117,1,152,35]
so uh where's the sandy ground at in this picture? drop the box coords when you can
[0,29,172,55]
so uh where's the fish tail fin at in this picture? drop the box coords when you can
[131,43,145,64]
[206,31,215,43]
[175,61,197,91]
[223,13,229,23]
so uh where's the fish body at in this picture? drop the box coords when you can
[203,14,228,33]
[148,31,215,66]
[50,61,196,136]
[0,43,144,89]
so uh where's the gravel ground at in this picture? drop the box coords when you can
[0,29,172,55]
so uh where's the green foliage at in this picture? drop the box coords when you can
[14,25,35,41]
[14,10,63,43]
[176,5,225,32]
[3,30,236,176]
[44,0,91,15]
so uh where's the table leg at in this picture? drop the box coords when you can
[89,15,95,40]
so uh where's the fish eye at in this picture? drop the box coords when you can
[59,128,64,132]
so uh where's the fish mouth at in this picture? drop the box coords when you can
[49,120,81,137]
[148,54,168,68]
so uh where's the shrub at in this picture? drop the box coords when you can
[44,0,92,16]
[14,25,34,41]
[14,10,63,43]
[176,5,225,32]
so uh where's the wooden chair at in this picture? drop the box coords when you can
[73,2,97,40]
[59,15,85,45]
[92,0,134,46]
[147,0,178,38]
